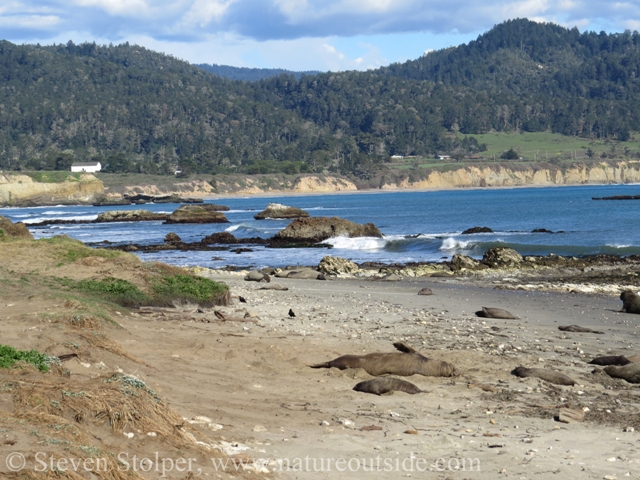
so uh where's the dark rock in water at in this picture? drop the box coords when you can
[512,366,576,385]
[269,217,381,248]
[122,193,206,204]
[462,226,493,234]
[96,210,168,222]
[417,287,433,296]
[532,228,555,233]
[164,233,182,244]
[593,195,640,201]
[231,248,253,254]
[165,205,230,224]
[254,203,309,220]
[482,247,523,267]
[0,215,33,239]
[92,198,131,206]
[201,232,267,245]
[588,355,631,366]
[475,307,518,319]
[558,325,604,334]
[620,290,640,314]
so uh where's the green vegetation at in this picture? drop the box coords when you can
[37,236,123,264]
[0,344,50,372]
[26,172,81,183]
[3,19,640,179]
[196,63,320,82]
[54,274,228,308]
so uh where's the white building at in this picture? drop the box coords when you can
[71,162,101,173]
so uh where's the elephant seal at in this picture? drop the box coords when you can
[512,366,576,386]
[311,342,459,377]
[417,287,433,296]
[353,377,425,395]
[475,307,518,319]
[604,363,640,383]
[588,355,631,366]
[558,325,604,334]
[620,290,640,314]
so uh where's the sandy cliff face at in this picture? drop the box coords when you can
[381,162,640,190]
[0,173,104,206]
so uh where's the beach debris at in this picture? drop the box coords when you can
[310,342,459,377]
[558,325,604,334]
[512,366,576,386]
[468,383,498,392]
[557,408,585,423]
[475,307,518,319]
[604,363,640,383]
[238,296,247,303]
[360,425,382,431]
[353,377,425,395]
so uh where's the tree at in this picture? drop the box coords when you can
[500,148,520,160]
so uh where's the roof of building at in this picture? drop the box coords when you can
[71,162,101,167]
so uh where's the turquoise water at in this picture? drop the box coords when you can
[2,184,640,269]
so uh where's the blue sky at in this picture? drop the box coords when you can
[1,1,636,71]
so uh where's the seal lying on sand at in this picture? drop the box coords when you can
[620,290,640,314]
[475,307,518,319]
[512,366,576,386]
[558,325,604,334]
[589,355,632,366]
[311,342,459,377]
[604,363,640,383]
[353,377,425,395]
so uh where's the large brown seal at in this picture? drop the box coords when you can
[589,355,632,366]
[512,366,576,386]
[475,307,518,319]
[620,290,640,314]
[311,342,459,377]
[604,363,640,383]
[353,377,425,395]
[558,325,604,334]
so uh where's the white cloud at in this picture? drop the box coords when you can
[73,0,150,17]
[0,14,59,28]
[180,0,237,27]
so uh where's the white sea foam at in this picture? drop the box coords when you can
[321,235,386,250]
[225,225,241,232]
[23,215,97,224]
[439,237,471,251]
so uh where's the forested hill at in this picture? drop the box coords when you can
[2,19,640,178]
[195,63,320,81]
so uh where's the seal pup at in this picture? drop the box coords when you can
[310,342,459,377]
[353,377,425,395]
[558,325,604,334]
[604,363,640,383]
[475,307,518,319]
[512,366,576,386]
[588,355,631,366]
[417,287,433,296]
[620,290,640,314]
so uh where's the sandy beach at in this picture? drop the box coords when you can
[1,235,639,480]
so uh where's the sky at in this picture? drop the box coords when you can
[1,0,637,72]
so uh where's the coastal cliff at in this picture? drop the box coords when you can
[379,161,640,190]
[0,173,104,207]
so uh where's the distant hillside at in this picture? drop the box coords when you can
[195,63,320,82]
[2,20,640,179]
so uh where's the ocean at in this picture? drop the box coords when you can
[2,184,640,270]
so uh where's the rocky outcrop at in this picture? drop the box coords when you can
[165,205,230,224]
[96,210,168,222]
[0,215,33,239]
[462,226,493,234]
[318,256,360,275]
[200,232,267,245]
[269,217,382,248]
[0,173,104,207]
[482,247,523,267]
[450,254,484,271]
[254,203,309,220]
